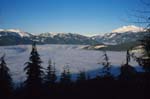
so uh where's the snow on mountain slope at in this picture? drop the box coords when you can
[39,32,88,38]
[92,25,146,44]
[0,29,98,45]
[7,29,22,33]
[112,25,144,33]
[39,32,60,37]
[0,29,32,37]
[0,25,147,45]
[6,29,31,37]
[38,32,98,45]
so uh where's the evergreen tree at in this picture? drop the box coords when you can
[60,69,66,84]
[77,71,86,82]
[126,50,130,65]
[0,54,12,98]
[60,65,71,84]
[87,73,91,80]
[45,59,57,85]
[138,28,150,72]
[24,42,44,96]
[101,51,112,77]
[119,50,137,80]
[51,62,57,83]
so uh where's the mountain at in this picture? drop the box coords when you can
[112,25,144,33]
[0,25,148,46]
[84,25,149,51]
[37,32,99,45]
[0,29,32,37]
[0,29,34,45]
[0,29,99,45]
[92,25,147,45]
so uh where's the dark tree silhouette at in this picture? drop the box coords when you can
[126,50,131,65]
[60,65,71,84]
[24,42,44,97]
[101,51,112,78]
[0,54,12,98]
[138,29,150,72]
[119,50,137,80]
[130,0,150,72]
[77,71,86,82]
[45,59,57,86]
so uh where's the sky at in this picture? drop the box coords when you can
[0,0,149,35]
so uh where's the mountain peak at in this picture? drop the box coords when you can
[6,29,22,33]
[0,29,31,37]
[112,25,144,33]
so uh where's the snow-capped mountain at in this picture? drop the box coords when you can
[112,25,144,33]
[0,29,98,45]
[0,25,148,46]
[0,29,33,37]
[92,25,147,45]
[39,32,68,38]
[0,29,34,45]
[37,32,98,44]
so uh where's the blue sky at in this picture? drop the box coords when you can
[0,0,147,35]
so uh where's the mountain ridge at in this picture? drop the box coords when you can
[91,25,147,45]
[0,30,98,45]
[112,25,144,33]
[0,25,147,46]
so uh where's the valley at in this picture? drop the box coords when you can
[0,44,141,83]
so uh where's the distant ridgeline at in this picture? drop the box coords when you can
[0,26,148,51]
[0,29,99,45]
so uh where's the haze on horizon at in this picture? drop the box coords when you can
[0,0,148,35]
